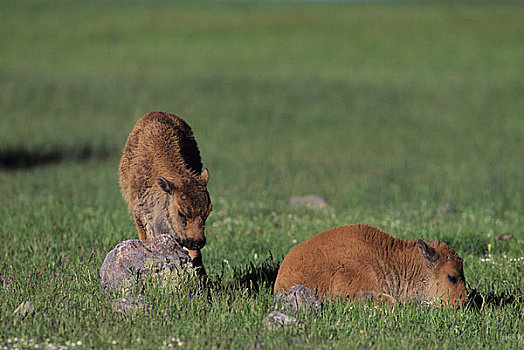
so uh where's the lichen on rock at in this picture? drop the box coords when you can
[100,234,197,293]
[274,284,323,315]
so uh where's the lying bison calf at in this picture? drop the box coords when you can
[274,224,468,306]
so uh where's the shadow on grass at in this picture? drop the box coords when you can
[212,254,281,295]
[0,146,112,170]
[211,266,524,312]
[468,288,523,309]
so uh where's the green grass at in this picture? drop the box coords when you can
[1,0,523,348]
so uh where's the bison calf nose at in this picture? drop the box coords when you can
[182,237,206,251]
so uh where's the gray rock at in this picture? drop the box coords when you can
[100,234,196,293]
[438,203,458,214]
[274,284,323,315]
[1,273,13,290]
[290,195,331,210]
[112,297,151,315]
[497,233,513,243]
[252,340,264,349]
[264,311,304,331]
[13,301,35,318]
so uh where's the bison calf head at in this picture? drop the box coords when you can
[155,169,212,251]
[417,239,468,306]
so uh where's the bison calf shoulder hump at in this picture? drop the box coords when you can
[274,224,467,306]
[119,111,211,265]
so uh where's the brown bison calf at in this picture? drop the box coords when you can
[274,224,468,306]
[119,111,212,269]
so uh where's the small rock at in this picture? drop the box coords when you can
[438,203,458,214]
[290,195,331,210]
[332,321,349,329]
[252,340,264,349]
[497,233,513,243]
[290,337,306,345]
[13,301,35,318]
[100,234,196,293]
[264,311,304,331]
[1,273,13,290]
[112,297,151,315]
[274,284,323,315]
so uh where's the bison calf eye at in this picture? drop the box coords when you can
[447,274,458,284]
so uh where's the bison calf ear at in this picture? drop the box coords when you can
[417,239,439,263]
[158,176,174,195]
[200,168,209,185]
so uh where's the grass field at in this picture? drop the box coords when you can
[1,0,523,348]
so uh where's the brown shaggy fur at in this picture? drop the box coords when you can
[274,224,468,306]
[119,111,212,268]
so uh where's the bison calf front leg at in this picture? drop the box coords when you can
[188,249,206,276]
[134,214,150,241]
[359,291,397,305]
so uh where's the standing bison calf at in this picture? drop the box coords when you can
[119,111,211,269]
[274,224,468,306]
